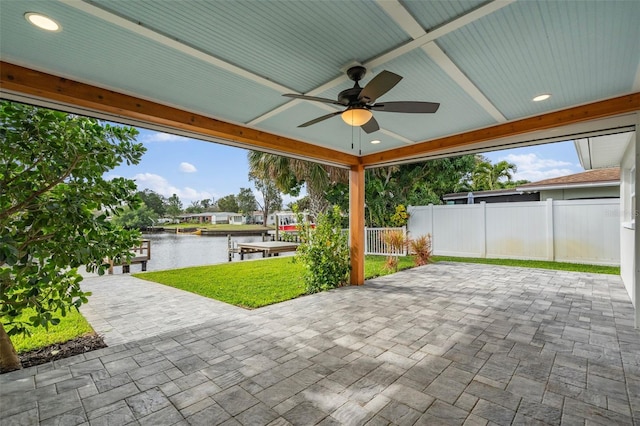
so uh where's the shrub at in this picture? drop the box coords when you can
[410,234,432,266]
[389,204,410,227]
[295,206,350,293]
[382,229,408,272]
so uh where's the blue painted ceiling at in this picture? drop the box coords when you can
[1,0,638,158]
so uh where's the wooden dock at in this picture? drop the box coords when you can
[235,241,299,260]
[105,240,151,274]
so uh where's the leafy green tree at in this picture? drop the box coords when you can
[200,198,214,210]
[0,101,144,371]
[112,205,158,229]
[250,174,282,225]
[237,187,258,218]
[137,189,166,217]
[184,200,204,214]
[472,159,517,190]
[166,193,183,220]
[217,194,239,212]
[364,155,476,226]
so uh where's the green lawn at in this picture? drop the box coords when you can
[432,256,620,275]
[135,255,415,309]
[135,257,307,308]
[6,308,95,353]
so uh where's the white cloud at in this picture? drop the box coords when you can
[140,132,189,144]
[179,162,197,173]
[132,173,212,203]
[500,153,577,182]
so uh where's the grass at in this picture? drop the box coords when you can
[135,255,415,309]
[6,308,95,353]
[365,255,416,278]
[432,255,620,275]
[135,257,307,308]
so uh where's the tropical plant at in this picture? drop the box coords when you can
[409,234,432,266]
[0,101,144,372]
[382,230,408,272]
[248,151,348,217]
[294,206,350,293]
[472,159,517,190]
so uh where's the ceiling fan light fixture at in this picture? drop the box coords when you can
[24,12,61,31]
[341,108,372,126]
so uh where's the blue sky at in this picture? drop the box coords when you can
[109,128,584,205]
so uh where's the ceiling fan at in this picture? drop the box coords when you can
[283,66,440,134]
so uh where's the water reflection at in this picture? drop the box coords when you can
[83,233,282,275]
[144,233,270,270]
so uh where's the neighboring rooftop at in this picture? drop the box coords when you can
[518,167,620,191]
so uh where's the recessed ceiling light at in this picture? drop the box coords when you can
[371,140,381,144]
[532,93,551,102]
[25,12,61,32]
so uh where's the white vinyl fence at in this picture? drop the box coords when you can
[408,199,620,266]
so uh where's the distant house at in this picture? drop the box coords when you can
[443,167,620,204]
[443,189,538,204]
[517,167,620,200]
[180,212,245,224]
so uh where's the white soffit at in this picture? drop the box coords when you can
[575,131,634,170]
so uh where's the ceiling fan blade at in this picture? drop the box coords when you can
[370,101,440,113]
[358,70,402,104]
[283,93,345,106]
[298,111,342,128]
[361,116,379,134]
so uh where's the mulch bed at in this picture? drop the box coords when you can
[17,333,107,369]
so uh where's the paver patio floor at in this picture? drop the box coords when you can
[1,263,639,425]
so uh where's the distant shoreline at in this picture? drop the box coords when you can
[142,227,273,237]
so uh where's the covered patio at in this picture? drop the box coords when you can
[2,2,640,424]
[1,264,638,424]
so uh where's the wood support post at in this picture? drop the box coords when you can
[635,112,640,328]
[350,164,365,285]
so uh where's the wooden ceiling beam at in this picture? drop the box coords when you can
[0,62,359,167]
[361,93,640,166]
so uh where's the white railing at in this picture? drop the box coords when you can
[365,227,408,256]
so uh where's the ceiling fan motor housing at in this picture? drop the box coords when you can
[338,87,364,106]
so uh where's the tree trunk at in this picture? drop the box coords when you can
[0,322,22,373]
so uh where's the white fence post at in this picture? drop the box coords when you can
[546,198,554,261]
[480,201,487,258]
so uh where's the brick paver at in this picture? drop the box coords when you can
[1,263,639,425]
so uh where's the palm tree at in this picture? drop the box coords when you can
[472,160,517,190]
[247,151,347,217]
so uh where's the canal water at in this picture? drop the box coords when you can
[83,233,283,275]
